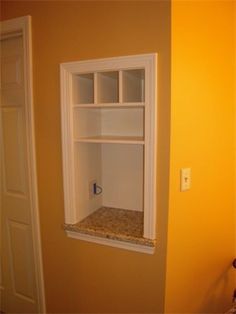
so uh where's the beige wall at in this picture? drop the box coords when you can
[165,1,236,313]
[1,1,171,313]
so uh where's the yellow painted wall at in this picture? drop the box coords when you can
[165,1,236,313]
[1,1,171,313]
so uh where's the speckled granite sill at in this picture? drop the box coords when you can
[64,207,155,247]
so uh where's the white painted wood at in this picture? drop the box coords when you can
[0,16,45,313]
[66,231,155,254]
[74,136,144,145]
[61,53,157,75]
[0,36,25,108]
[94,72,98,104]
[119,70,123,103]
[60,66,78,224]
[1,108,27,195]
[143,55,157,239]
[60,53,157,251]
[73,103,145,108]
[7,221,35,299]
[0,31,22,40]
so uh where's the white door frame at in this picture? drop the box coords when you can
[0,15,46,313]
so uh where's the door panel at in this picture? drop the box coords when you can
[7,220,34,299]
[2,107,26,195]
[0,40,25,108]
[1,55,23,86]
[1,33,39,313]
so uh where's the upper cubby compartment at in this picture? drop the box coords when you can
[122,69,145,103]
[73,73,94,104]
[97,71,119,104]
[72,67,146,107]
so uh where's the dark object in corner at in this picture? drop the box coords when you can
[233,259,236,269]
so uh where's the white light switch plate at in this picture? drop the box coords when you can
[180,168,191,191]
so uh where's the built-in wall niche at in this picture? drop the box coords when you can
[61,53,157,254]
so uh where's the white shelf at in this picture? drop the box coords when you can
[73,102,145,108]
[74,135,144,145]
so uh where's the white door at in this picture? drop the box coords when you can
[0,17,45,313]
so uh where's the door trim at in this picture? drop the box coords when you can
[0,16,46,313]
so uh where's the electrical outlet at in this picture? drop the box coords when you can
[89,180,97,199]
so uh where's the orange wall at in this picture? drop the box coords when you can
[1,2,171,313]
[234,1,236,228]
[165,1,235,313]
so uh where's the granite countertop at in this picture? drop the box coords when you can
[64,207,155,247]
